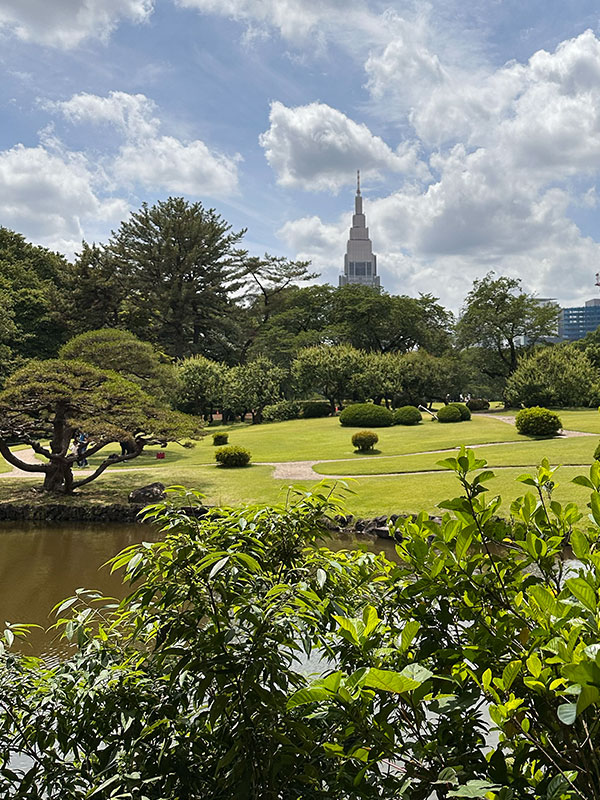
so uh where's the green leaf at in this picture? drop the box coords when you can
[400,620,420,653]
[557,702,578,725]
[572,475,594,489]
[448,780,500,797]
[591,491,600,526]
[287,686,334,709]
[571,530,590,559]
[502,660,521,691]
[526,654,542,679]
[363,667,423,693]
[455,529,472,560]
[566,577,597,613]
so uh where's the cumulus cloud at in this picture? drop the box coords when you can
[0,0,153,48]
[114,137,240,196]
[52,91,241,198]
[259,101,427,192]
[0,143,127,254]
[48,91,160,140]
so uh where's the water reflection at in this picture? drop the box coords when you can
[0,522,161,659]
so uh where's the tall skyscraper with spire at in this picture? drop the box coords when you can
[339,171,381,289]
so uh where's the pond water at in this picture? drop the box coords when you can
[0,522,396,659]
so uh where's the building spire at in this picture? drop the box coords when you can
[356,169,361,195]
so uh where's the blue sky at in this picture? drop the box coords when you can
[2,0,600,310]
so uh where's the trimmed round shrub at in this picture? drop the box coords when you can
[466,398,490,412]
[594,440,600,461]
[301,401,331,418]
[339,403,393,428]
[263,400,301,422]
[393,405,422,426]
[351,430,379,451]
[450,403,472,421]
[215,445,251,467]
[515,407,562,437]
[437,404,462,423]
[212,432,229,446]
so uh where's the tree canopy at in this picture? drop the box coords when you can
[0,359,200,493]
[106,197,246,359]
[456,273,560,378]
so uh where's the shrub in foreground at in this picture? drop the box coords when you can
[5,460,600,796]
[515,406,562,437]
[212,432,229,446]
[339,402,393,428]
[215,445,251,467]
[436,404,462,423]
[300,400,331,418]
[351,430,379,451]
[263,400,301,422]
[393,405,422,426]
[450,402,471,421]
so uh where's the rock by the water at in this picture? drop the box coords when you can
[128,482,166,504]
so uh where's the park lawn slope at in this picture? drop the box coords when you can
[314,435,598,476]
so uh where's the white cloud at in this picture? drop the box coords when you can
[259,101,427,192]
[49,91,160,140]
[0,0,153,48]
[114,136,240,196]
[0,143,127,254]
[51,91,241,198]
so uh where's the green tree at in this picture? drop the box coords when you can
[66,242,124,333]
[107,198,246,359]
[293,344,366,413]
[60,329,177,404]
[0,227,73,360]
[456,273,560,379]
[331,285,453,355]
[245,284,336,366]
[232,357,287,424]
[504,344,599,407]
[176,355,226,419]
[397,351,456,407]
[0,360,200,493]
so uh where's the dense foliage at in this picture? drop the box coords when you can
[351,430,379,451]
[262,400,301,422]
[5,459,600,797]
[339,403,393,428]
[212,432,228,446]
[505,345,599,408]
[393,405,422,425]
[450,402,472,421]
[301,400,332,418]
[436,404,462,423]
[515,406,562,437]
[215,444,251,467]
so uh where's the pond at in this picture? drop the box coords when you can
[0,522,397,659]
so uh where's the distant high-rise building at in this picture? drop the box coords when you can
[559,299,600,340]
[339,171,381,289]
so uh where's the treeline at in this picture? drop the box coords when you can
[3,195,591,410]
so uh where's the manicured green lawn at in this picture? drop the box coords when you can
[314,435,598,476]
[2,410,600,516]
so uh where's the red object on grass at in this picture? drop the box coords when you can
[156,452,165,459]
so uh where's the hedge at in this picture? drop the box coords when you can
[393,406,422,426]
[339,403,393,428]
[515,407,562,437]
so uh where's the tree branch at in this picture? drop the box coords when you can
[0,441,47,473]
[71,447,143,489]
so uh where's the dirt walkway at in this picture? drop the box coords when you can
[1,449,156,479]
